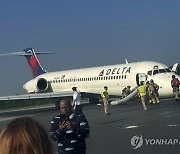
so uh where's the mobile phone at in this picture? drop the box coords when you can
[60,114,68,123]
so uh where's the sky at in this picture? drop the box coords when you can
[0,0,180,95]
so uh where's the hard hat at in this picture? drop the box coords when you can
[150,79,154,83]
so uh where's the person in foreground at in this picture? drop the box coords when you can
[0,116,54,154]
[50,98,90,154]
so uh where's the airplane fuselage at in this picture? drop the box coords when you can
[23,61,180,98]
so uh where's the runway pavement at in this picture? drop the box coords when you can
[0,98,180,154]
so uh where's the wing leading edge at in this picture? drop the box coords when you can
[0,91,74,100]
[0,91,102,101]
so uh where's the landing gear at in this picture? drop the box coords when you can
[88,97,100,104]
[55,100,60,109]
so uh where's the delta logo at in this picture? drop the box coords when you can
[99,70,104,76]
[99,67,131,76]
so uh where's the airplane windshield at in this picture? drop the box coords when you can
[147,70,152,76]
[153,70,158,75]
[165,68,171,72]
[147,68,172,76]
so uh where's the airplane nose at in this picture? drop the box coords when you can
[23,83,27,91]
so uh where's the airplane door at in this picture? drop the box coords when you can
[136,73,147,86]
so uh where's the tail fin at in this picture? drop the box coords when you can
[0,48,53,78]
[23,48,47,78]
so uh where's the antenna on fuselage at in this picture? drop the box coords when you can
[125,59,128,64]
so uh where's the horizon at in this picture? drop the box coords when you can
[0,0,180,95]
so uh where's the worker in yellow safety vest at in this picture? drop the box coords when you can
[101,86,111,115]
[138,81,147,111]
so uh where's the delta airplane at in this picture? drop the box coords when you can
[0,48,179,105]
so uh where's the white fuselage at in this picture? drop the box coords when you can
[23,61,180,98]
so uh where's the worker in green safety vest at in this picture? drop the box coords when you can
[138,81,147,111]
[101,86,111,115]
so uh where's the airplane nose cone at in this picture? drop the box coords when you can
[23,82,27,91]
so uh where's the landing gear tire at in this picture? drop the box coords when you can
[55,100,60,109]
[88,97,99,104]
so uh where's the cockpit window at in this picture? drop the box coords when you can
[165,68,171,72]
[153,65,158,69]
[153,70,159,75]
[147,70,152,75]
[159,69,166,73]
[147,68,172,76]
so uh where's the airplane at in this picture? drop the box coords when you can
[0,48,179,107]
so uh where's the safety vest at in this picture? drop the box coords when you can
[138,85,146,96]
[101,90,109,99]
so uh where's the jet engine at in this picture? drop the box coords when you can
[23,78,50,93]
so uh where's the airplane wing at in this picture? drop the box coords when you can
[0,91,104,101]
[0,91,74,100]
